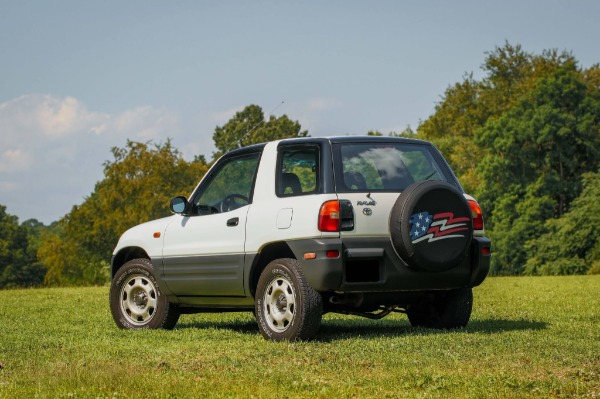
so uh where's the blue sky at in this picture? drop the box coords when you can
[1,0,599,224]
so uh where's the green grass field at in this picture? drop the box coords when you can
[0,276,598,398]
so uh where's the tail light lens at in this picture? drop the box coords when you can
[318,200,340,232]
[468,199,484,231]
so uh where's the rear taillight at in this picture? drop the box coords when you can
[318,200,340,232]
[468,199,484,231]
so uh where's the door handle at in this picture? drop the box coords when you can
[227,217,239,227]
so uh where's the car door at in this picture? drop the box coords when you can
[161,151,261,297]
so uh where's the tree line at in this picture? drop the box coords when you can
[418,43,599,275]
[1,43,598,288]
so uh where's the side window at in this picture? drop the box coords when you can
[277,146,319,197]
[193,152,260,215]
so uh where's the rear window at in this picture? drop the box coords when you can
[333,143,448,192]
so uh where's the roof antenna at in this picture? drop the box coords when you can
[227,101,285,153]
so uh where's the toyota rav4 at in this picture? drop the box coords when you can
[110,136,491,341]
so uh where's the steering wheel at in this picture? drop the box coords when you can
[220,194,250,213]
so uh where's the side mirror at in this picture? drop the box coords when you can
[170,196,188,214]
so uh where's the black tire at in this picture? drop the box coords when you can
[389,180,473,272]
[255,258,323,341]
[407,288,473,329]
[110,258,180,330]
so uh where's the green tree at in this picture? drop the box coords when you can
[417,43,600,275]
[418,74,491,193]
[525,170,600,275]
[212,105,308,158]
[38,140,208,286]
[418,43,583,194]
[476,63,600,274]
[0,207,46,288]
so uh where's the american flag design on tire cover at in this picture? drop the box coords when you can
[409,212,470,244]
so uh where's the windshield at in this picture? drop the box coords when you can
[333,143,449,192]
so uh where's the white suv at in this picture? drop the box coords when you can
[110,136,491,341]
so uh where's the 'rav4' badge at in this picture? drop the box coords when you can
[357,200,377,206]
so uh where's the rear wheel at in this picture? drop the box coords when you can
[407,288,473,329]
[110,258,180,330]
[255,258,322,341]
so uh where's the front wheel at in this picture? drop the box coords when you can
[255,258,323,341]
[407,288,473,329]
[110,258,180,330]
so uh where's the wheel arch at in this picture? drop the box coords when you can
[248,241,296,297]
[111,246,151,277]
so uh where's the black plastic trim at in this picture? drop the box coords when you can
[287,235,491,293]
[159,253,245,297]
[328,136,429,145]
[345,248,384,258]
[469,236,491,287]
[286,238,344,291]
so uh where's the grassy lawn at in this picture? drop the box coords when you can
[0,276,598,398]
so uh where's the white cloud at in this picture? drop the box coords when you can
[36,95,106,138]
[112,106,179,140]
[0,94,181,223]
[0,94,179,147]
[0,94,108,141]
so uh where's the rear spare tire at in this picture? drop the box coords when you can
[389,180,473,272]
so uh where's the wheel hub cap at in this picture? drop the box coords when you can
[263,277,296,333]
[119,274,158,326]
[133,290,148,308]
[276,294,287,312]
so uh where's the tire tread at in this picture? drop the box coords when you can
[256,258,322,341]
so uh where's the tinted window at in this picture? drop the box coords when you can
[333,143,447,192]
[277,146,319,196]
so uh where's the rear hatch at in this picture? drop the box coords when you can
[330,139,460,237]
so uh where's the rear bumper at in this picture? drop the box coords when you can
[287,236,491,292]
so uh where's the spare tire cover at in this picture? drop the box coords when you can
[389,180,473,272]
